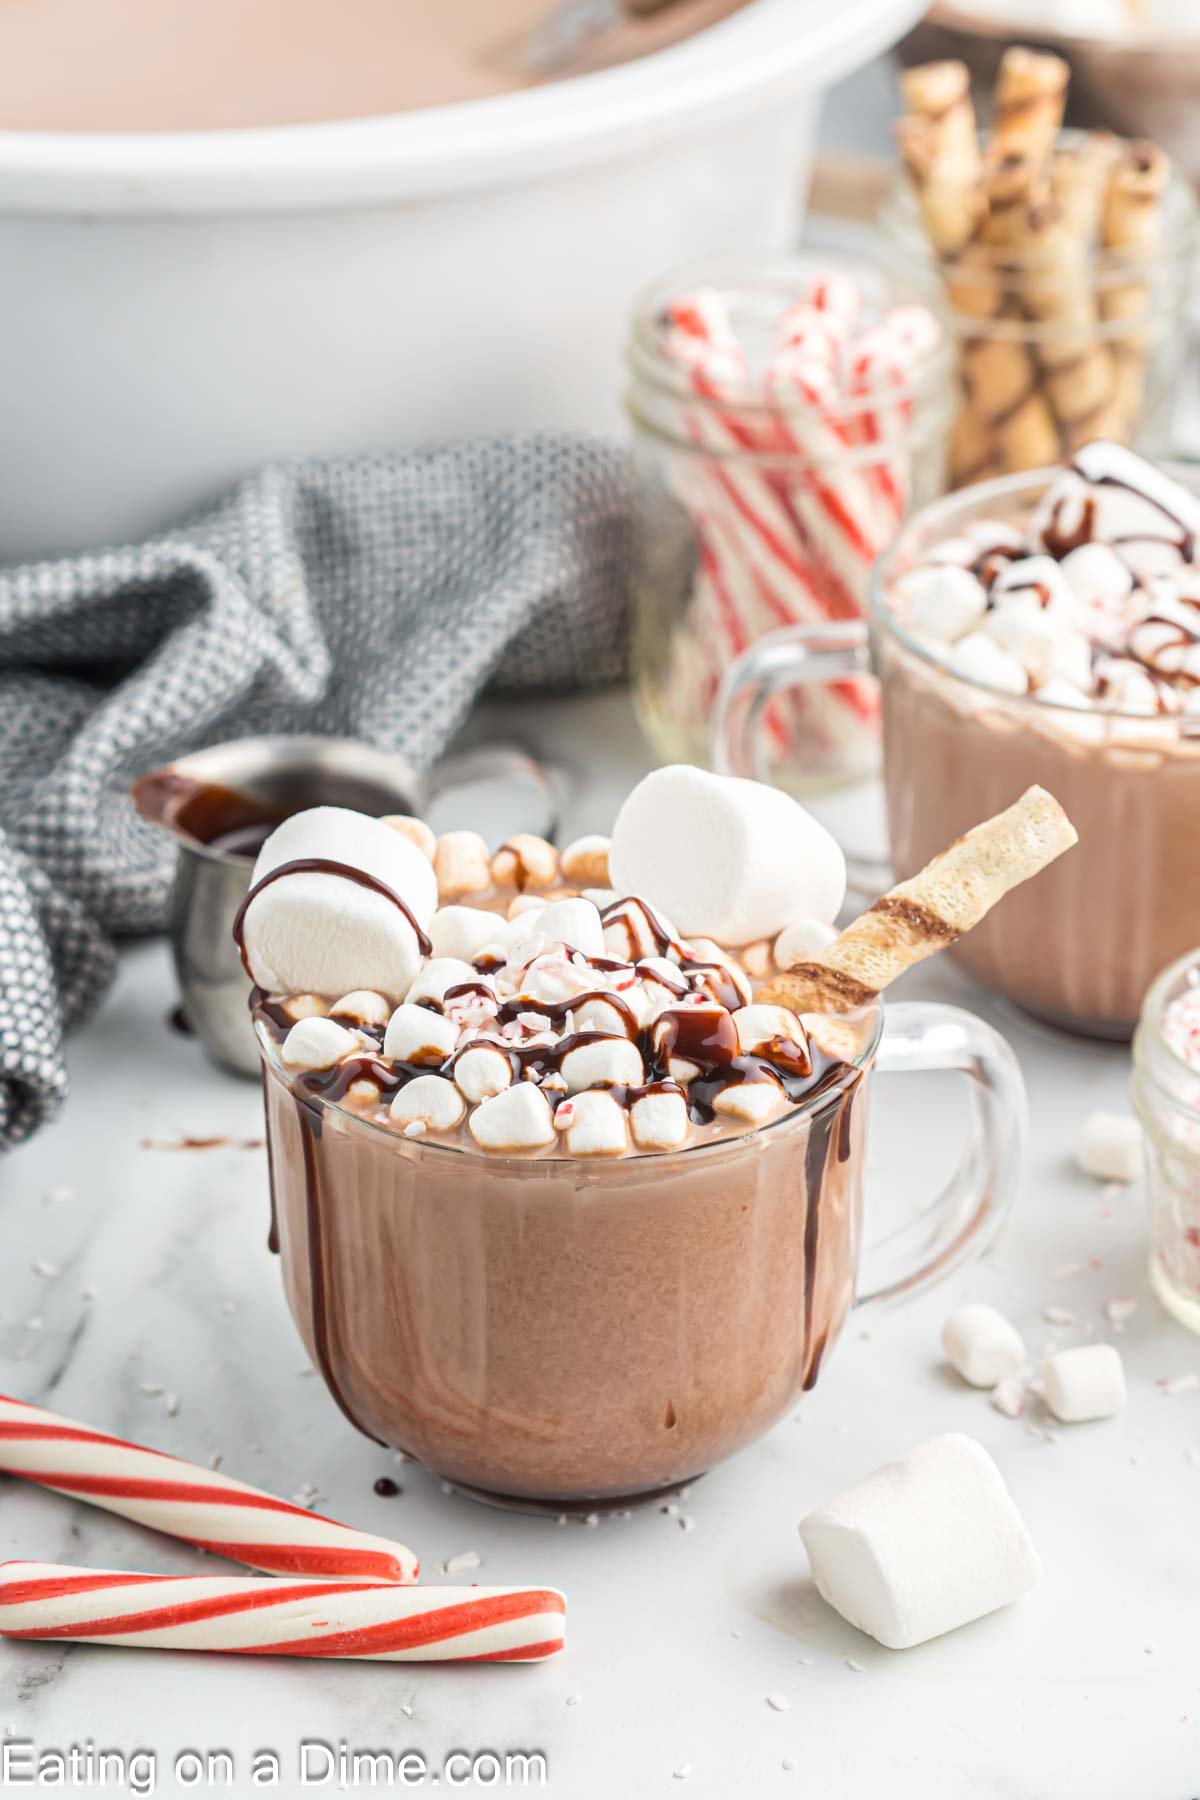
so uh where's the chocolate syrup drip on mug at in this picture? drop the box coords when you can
[232,857,432,977]
[294,1097,385,1446]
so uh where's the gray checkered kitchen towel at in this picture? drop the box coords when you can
[0,435,632,1149]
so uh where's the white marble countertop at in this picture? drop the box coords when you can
[2,691,1197,1800]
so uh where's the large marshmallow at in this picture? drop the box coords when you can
[428,907,513,964]
[610,766,846,946]
[1042,1345,1126,1423]
[560,1036,644,1095]
[942,1304,1025,1389]
[469,1082,557,1153]
[799,1434,1042,1650]
[389,1075,466,1134]
[280,1015,362,1071]
[383,1003,458,1066]
[1075,1110,1143,1182]
[1033,442,1200,561]
[242,807,438,999]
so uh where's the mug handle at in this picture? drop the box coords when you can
[712,620,890,895]
[855,1000,1027,1312]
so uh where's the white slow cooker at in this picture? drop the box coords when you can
[0,0,922,559]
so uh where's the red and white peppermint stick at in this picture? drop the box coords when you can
[0,1564,565,1663]
[0,1395,418,1584]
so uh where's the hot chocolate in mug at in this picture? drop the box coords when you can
[717,464,1200,1041]
[258,995,1024,1507]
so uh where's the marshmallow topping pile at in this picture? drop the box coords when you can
[241,766,856,1157]
[891,442,1200,716]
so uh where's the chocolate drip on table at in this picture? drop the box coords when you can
[232,857,431,978]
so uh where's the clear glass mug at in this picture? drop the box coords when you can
[1134,949,1200,1336]
[259,1000,1025,1508]
[716,468,1200,1041]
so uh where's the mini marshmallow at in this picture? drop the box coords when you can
[602,896,679,963]
[1076,1110,1144,1182]
[328,989,391,1027]
[946,631,1029,696]
[712,1077,785,1125]
[572,996,636,1037]
[1059,542,1134,606]
[383,1003,458,1066]
[685,939,753,1008]
[563,1089,629,1158]
[491,834,559,891]
[469,1082,557,1153]
[610,766,846,945]
[560,834,611,887]
[242,806,438,999]
[582,887,621,910]
[773,917,838,970]
[652,1005,738,1084]
[434,831,492,900]
[453,1042,513,1104]
[516,897,605,962]
[731,1004,806,1056]
[942,1304,1026,1389]
[281,1015,362,1071]
[404,957,481,1008]
[278,994,327,1022]
[899,564,987,643]
[381,815,437,861]
[514,950,598,1007]
[389,1074,465,1134]
[1035,677,1092,711]
[630,1088,689,1152]
[799,1433,1041,1650]
[1043,1344,1126,1423]
[507,893,549,920]
[990,554,1077,622]
[1094,655,1162,714]
[428,906,513,964]
[560,1036,644,1095]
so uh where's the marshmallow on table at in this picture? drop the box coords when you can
[383,1004,458,1066]
[280,1016,361,1071]
[241,807,438,1000]
[1076,1111,1144,1182]
[389,1075,465,1134]
[469,1082,557,1152]
[1043,1345,1126,1423]
[942,1304,1026,1389]
[799,1434,1041,1650]
[609,765,846,946]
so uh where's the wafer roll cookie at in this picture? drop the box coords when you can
[896,63,984,258]
[1101,141,1168,437]
[1051,137,1118,244]
[990,48,1069,164]
[1020,207,1115,453]
[758,787,1077,1015]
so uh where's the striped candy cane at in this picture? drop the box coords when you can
[0,1394,418,1583]
[0,1564,565,1663]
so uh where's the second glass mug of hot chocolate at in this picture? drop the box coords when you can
[259,994,1023,1508]
[717,468,1200,1040]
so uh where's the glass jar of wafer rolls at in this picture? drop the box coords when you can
[624,255,953,793]
[879,50,1198,491]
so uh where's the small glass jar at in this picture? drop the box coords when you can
[1133,950,1200,1335]
[625,255,953,794]
[878,131,1198,490]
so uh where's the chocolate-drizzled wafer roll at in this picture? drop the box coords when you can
[758,787,1077,1017]
[1050,136,1118,246]
[897,61,985,260]
[990,47,1069,165]
[1100,141,1169,439]
[1017,204,1116,456]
